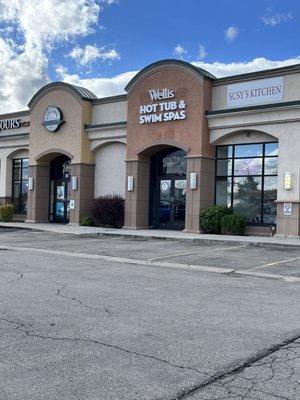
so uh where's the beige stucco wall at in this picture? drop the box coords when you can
[91,100,127,125]
[94,142,126,197]
[212,72,300,110]
[29,88,93,165]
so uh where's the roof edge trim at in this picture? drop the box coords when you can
[28,81,97,108]
[125,59,216,92]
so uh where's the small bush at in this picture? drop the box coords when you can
[91,194,124,229]
[80,215,94,227]
[221,214,246,236]
[0,203,14,222]
[200,205,232,234]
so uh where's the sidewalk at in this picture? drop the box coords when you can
[1,221,300,248]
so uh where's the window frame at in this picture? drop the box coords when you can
[12,157,29,214]
[215,142,278,226]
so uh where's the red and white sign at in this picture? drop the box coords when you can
[227,77,283,108]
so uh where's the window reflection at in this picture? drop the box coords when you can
[12,158,29,214]
[235,144,263,158]
[216,143,278,225]
[162,150,187,176]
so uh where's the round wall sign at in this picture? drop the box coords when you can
[43,106,63,132]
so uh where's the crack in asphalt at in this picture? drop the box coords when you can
[8,272,24,284]
[0,317,212,380]
[165,332,300,400]
[56,284,112,314]
[1,317,299,400]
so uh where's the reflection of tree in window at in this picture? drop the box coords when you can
[12,158,29,214]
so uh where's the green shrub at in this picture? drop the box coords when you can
[91,194,124,229]
[0,203,14,222]
[221,214,246,236]
[80,215,94,227]
[200,205,232,234]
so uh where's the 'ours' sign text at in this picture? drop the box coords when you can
[139,89,186,124]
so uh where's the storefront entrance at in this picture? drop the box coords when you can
[149,148,187,230]
[49,155,71,223]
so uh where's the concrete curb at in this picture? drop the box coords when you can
[1,222,300,249]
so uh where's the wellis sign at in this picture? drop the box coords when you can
[139,89,186,124]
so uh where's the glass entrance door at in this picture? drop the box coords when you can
[158,178,186,230]
[49,155,70,223]
[150,148,187,231]
[53,180,70,223]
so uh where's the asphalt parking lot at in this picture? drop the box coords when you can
[0,229,299,400]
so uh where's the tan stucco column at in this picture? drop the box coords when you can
[185,156,215,233]
[124,159,150,229]
[276,201,300,236]
[69,164,95,224]
[27,164,50,222]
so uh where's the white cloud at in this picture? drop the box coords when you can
[261,11,293,27]
[69,44,120,65]
[0,0,114,113]
[192,56,300,78]
[0,0,100,49]
[198,44,207,60]
[174,44,187,59]
[225,26,238,42]
[55,56,300,100]
[56,65,137,97]
[101,0,119,4]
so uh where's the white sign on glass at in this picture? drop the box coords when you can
[227,77,283,108]
[161,180,171,192]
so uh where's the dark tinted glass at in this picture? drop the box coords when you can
[216,178,232,207]
[216,160,232,177]
[217,146,233,158]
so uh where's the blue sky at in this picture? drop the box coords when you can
[0,0,299,112]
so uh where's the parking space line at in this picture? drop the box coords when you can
[148,244,248,261]
[1,244,300,283]
[248,256,300,271]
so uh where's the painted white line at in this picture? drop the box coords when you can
[248,255,300,271]
[1,245,299,283]
[148,244,248,261]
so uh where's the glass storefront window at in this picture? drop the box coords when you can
[235,144,263,158]
[217,146,233,158]
[265,143,278,156]
[216,178,232,207]
[215,142,278,225]
[263,176,277,224]
[162,150,187,176]
[264,157,278,175]
[234,158,262,176]
[233,177,262,224]
[12,158,29,214]
[216,159,232,176]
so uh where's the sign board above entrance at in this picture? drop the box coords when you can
[0,118,30,132]
[227,76,283,108]
[139,89,186,124]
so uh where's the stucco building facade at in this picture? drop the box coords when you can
[0,59,299,236]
